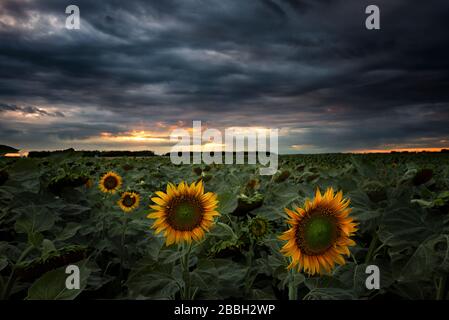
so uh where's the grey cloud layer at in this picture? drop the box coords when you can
[0,102,64,117]
[0,0,449,152]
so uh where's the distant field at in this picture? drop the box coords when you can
[1,153,449,299]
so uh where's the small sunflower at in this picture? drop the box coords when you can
[85,178,93,189]
[248,216,270,240]
[148,181,219,245]
[118,191,140,212]
[279,187,357,276]
[99,171,122,194]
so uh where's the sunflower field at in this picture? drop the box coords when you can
[1,152,449,300]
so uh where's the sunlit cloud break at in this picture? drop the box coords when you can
[170,121,279,175]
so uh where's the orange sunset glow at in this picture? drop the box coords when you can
[351,147,449,154]
[99,130,170,143]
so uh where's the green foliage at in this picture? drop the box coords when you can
[0,153,449,300]
[26,260,91,300]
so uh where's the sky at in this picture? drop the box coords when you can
[1,0,449,154]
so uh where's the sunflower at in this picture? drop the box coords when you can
[279,187,357,276]
[118,191,140,212]
[99,171,122,194]
[85,178,93,189]
[249,216,270,240]
[148,181,219,245]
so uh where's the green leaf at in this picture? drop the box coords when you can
[41,239,57,260]
[158,248,187,264]
[217,192,238,215]
[28,232,44,247]
[378,207,442,248]
[56,223,82,241]
[400,234,449,281]
[304,287,355,300]
[0,256,8,271]
[193,259,248,298]
[27,261,91,300]
[14,205,56,235]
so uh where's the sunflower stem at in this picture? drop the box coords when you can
[2,244,34,299]
[436,275,447,300]
[100,194,108,241]
[244,239,255,297]
[181,242,193,300]
[365,232,379,264]
[288,268,298,300]
[119,215,129,284]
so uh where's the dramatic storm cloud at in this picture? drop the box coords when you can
[1,0,448,153]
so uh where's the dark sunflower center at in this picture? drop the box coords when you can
[104,176,118,190]
[167,197,203,231]
[297,210,339,255]
[251,220,267,237]
[122,195,136,207]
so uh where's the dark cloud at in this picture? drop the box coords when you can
[0,102,64,117]
[0,0,449,152]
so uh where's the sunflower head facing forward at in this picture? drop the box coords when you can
[118,191,140,212]
[279,187,357,276]
[148,181,219,246]
[99,171,122,194]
